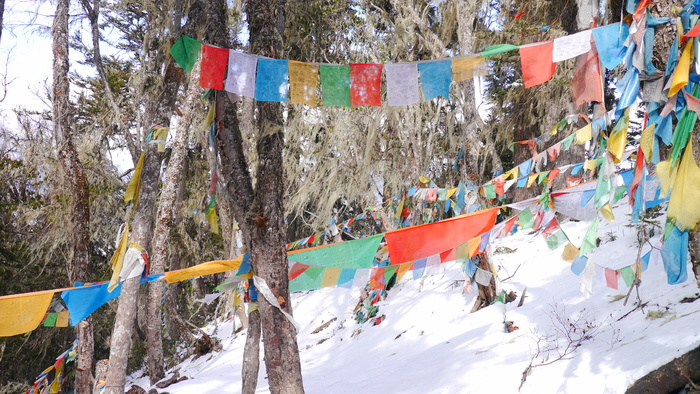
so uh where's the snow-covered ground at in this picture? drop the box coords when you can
[129,200,700,393]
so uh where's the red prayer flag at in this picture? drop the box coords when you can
[542,217,560,238]
[503,215,517,235]
[289,263,310,281]
[684,22,700,40]
[519,41,556,88]
[350,64,383,107]
[571,39,604,107]
[385,208,499,265]
[200,45,229,90]
[605,268,619,290]
[548,168,561,181]
[514,10,525,20]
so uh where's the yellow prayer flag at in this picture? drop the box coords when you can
[669,38,693,97]
[467,237,481,258]
[419,175,431,184]
[656,159,677,197]
[124,152,146,205]
[600,202,615,222]
[446,188,457,199]
[608,125,628,164]
[452,57,486,82]
[396,262,412,282]
[56,311,69,328]
[108,225,131,292]
[504,167,518,180]
[527,174,538,188]
[584,159,597,172]
[289,61,320,106]
[561,242,579,262]
[321,268,341,288]
[0,291,54,337]
[206,208,220,235]
[667,139,700,230]
[49,358,63,394]
[164,255,245,284]
[204,103,215,128]
[676,17,684,47]
[640,124,655,162]
[574,123,592,145]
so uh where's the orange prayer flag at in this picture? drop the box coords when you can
[289,61,320,106]
[452,57,486,82]
[519,41,556,88]
[467,237,481,257]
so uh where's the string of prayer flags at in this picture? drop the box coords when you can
[169,35,202,73]
[591,22,630,69]
[288,61,320,106]
[661,224,689,285]
[385,207,499,265]
[200,45,229,90]
[452,56,486,82]
[418,60,452,101]
[385,63,420,106]
[0,290,54,337]
[519,41,556,88]
[255,59,289,102]
[225,51,257,98]
[350,64,383,106]
[320,65,351,106]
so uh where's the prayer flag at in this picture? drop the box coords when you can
[574,123,592,144]
[200,45,229,90]
[225,51,257,98]
[321,268,341,288]
[665,139,700,231]
[418,60,452,101]
[350,64,383,107]
[320,65,351,106]
[619,266,635,287]
[169,35,201,73]
[553,30,592,62]
[481,44,519,57]
[164,256,244,283]
[605,268,619,289]
[385,208,499,265]
[571,39,604,107]
[56,311,69,327]
[336,269,356,289]
[571,256,588,275]
[43,313,58,327]
[518,207,535,229]
[255,59,289,102]
[591,22,630,69]
[385,63,420,106]
[0,290,55,337]
[452,56,486,82]
[562,242,579,262]
[578,217,599,256]
[519,41,556,88]
[288,235,383,269]
[669,39,693,97]
[288,61,319,106]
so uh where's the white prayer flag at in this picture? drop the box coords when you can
[225,50,257,98]
[385,63,420,106]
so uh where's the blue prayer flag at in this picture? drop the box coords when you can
[661,225,689,285]
[592,22,630,70]
[418,60,452,101]
[255,59,289,102]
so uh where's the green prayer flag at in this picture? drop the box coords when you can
[168,35,202,73]
[518,208,535,230]
[578,217,599,256]
[320,65,351,107]
[613,186,627,204]
[561,133,575,150]
[663,219,674,241]
[205,193,217,214]
[484,184,497,199]
[670,84,700,166]
[538,171,550,184]
[43,313,58,327]
[545,230,569,250]
[290,266,325,292]
[481,44,519,57]
[288,234,383,269]
[619,266,635,287]
[384,265,398,283]
[594,159,612,209]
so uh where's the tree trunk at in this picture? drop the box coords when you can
[52,0,95,391]
[690,125,700,286]
[146,59,200,385]
[242,304,261,394]
[0,0,5,44]
[626,344,700,393]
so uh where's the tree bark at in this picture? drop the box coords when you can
[52,0,95,391]
[242,304,261,394]
[626,344,700,393]
[146,59,200,385]
[690,123,700,286]
[0,0,5,44]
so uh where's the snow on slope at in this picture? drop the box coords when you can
[129,201,700,393]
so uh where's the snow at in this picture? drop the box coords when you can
[128,201,700,393]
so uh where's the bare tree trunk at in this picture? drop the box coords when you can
[52,0,95,391]
[690,127,700,286]
[0,0,5,44]
[626,344,700,393]
[242,304,261,394]
[146,59,200,385]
